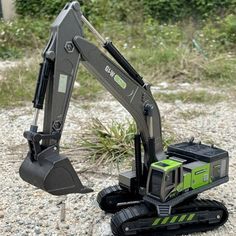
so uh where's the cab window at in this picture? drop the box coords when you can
[149,170,163,198]
[165,171,175,187]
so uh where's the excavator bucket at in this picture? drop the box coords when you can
[19,146,93,195]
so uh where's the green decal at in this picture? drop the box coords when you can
[152,218,161,226]
[161,217,170,225]
[195,169,206,175]
[114,75,127,89]
[179,214,187,222]
[170,215,178,223]
[187,213,195,221]
[192,163,210,189]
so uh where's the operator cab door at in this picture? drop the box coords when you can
[148,170,164,199]
[147,166,183,202]
[164,166,183,201]
[164,170,176,196]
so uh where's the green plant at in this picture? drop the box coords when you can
[0,18,50,59]
[72,67,103,100]
[143,0,236,21]
[79,118,136,164]
[0,60,39,107]
[202,56,236,85]
[0,58,103,107]
[200,14,236,51]
[79,118,175,164]
[15,0,236,23]
[15,0,144,23]
[15,0,68,18]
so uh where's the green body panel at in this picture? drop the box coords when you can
[183,172,191,190]
[191,163,210,189]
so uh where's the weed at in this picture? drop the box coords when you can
[79,118,175,164]
[79,118,136,164]
[0,60,39,107]
[0,18,50,59]
[202,56,236,85]
[72,67,103,100]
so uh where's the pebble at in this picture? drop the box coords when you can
[0,211,4,219]
[34,226,41,234]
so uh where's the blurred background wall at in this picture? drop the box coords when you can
[1,0,16,20]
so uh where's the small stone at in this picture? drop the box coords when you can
[18,220,24,225]
[34,226,41,234]
[65,224,70,229]
[5,225,12,232]
[0,211,4,218]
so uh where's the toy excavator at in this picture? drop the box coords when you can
[19,2,229,235]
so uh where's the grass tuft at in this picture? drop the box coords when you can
[0,60,103,108]
[79,118,136,164]
[72,67,103,100]
[0,60,39,107]
[79,118,175,164]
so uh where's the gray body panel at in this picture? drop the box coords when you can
[43,2,83,146]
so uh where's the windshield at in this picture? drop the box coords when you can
[149,170,163,198]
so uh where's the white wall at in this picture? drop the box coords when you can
[1,0,16,20]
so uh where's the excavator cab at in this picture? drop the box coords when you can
[147,159,183,202]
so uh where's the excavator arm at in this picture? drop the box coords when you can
[19,1,164,195]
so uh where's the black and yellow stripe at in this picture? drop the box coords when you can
[152,213,196,226]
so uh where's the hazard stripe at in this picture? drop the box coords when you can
[170,215,179,223]
[179,214,187,222]
[152,213,196,227]
[187,213,195,221]
[161,217,170,225]
[152,218,161,226]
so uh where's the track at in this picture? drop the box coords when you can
[97,185,142,213]
[111,199,228,236]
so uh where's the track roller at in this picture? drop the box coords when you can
[97,185,142,213]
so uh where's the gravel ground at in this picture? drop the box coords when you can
[0,92,235,236]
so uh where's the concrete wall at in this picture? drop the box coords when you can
[1,0,16,20]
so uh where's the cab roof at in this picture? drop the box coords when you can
[151,159,182,172]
